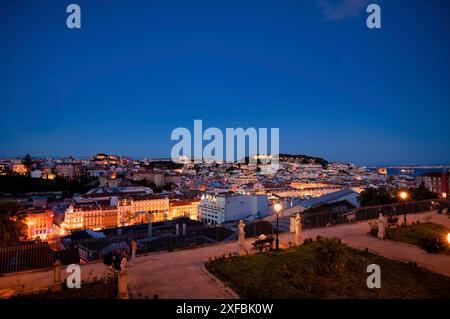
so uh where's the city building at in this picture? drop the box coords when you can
[55,164,75,179]
[118,194,169,224]
[128,170,165,186]
[0,162,11,175]
[165,174,183,186]
[61,187,171,232]
[63,199,118,232]
[25,208,54,240]
[199,193,268,225]
[297,188,360,211]
[12,164,28,175]
[30,170,42,178]
[169,198,200,220]
[416,172,449,195]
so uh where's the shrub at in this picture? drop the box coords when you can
[388,217,399,225]
[369,228,378,237]
[313,237,347,275]
[368,221,378,237]
[418,236,442,254]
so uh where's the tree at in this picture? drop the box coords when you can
[21,154,33,173]
[0,201,28,245]
[358,187,397,207]
[162,182,176,191]
[409,183,438,201]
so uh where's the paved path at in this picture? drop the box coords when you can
[1,211,449,298]
[127,243,241,299]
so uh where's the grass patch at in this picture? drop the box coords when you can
[206,238,450,298]
[14,280,118,299]
[386,223,450,254]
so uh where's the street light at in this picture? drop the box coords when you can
[399,191,408,225]
[274,203,282,250]
[442,192,447,200]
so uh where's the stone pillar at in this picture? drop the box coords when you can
[294,213,302,245]
[176,223,179,236]
[182,223,186,236]
[117,269,129,299]
[52,260,62,292]
[377,213,387,239]
[148,217,152,238]
[238,220,246,256]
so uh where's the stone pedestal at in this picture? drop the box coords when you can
[52,260,62,292]
[238,220,246,256]
[117,269,129,299]
[377,214,388,239]
[294,213,302,245]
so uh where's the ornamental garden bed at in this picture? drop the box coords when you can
[206,237,450,298]
[385,222,450,254]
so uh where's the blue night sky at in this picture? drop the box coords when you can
[0,0,449,165]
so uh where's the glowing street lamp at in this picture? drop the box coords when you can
[399,191,408,201]
[447,233,450,245]
[399,191,408,225]
[274,203,282,213]
[274,203,282,250]
[442,192,447,200]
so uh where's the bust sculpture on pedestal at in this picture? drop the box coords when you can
[238,220,246,256]
[294,213,302,245]
[377,213,388,239]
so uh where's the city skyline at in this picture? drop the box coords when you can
[2,152,450,168]
[1,0,450,165]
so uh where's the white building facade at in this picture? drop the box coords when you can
[199,193,268,225]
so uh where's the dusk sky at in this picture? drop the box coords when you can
[0,0,449,165]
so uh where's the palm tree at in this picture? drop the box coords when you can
[0,201,28,245]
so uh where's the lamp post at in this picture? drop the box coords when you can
[274,203,282,250]
[399,191,408,225]
[442,192,447,201]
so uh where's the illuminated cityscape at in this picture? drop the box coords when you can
[0,0,450,309]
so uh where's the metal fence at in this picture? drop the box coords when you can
[300,199,440,229]
[0,243,79,275]
[0,225,233,275]
[67,226,233,263]
[353,199,437,221]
